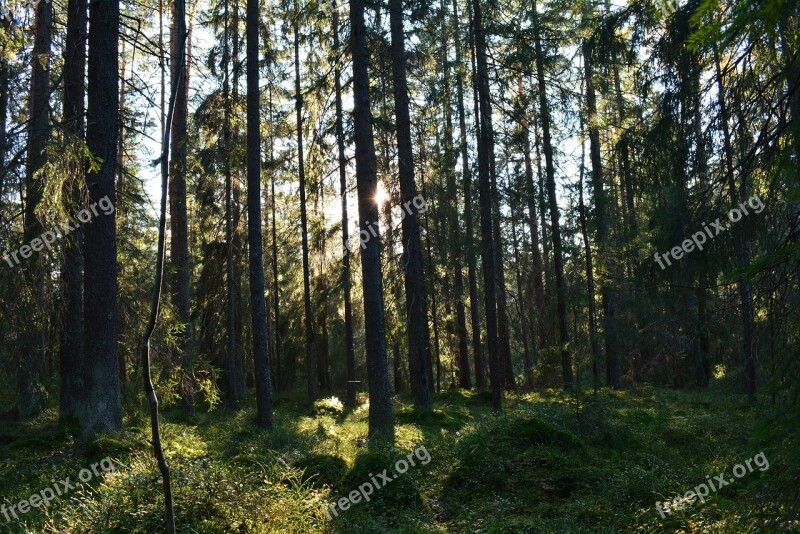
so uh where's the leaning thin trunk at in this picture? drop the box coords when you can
[139,34,184,528]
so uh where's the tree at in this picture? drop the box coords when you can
[59,0,87,423]
[350,0,394,442]
[295,5,318,402]
[389,0,432,410]
[472,0,502,410]
[246,0,275,427]
[332,2,357,407]
[19,0,52,418]
[169,0,194,414]
[83,0,123,435]
[532,0,573,389]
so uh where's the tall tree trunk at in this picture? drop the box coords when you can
[333,5,357,407]
[139,30,184,527]
[510,200,534,388]
[577,105,601,392]
[492,170,515,389]
[453,0,478,390]
[170,0,194,415]
[533,0,573,389]
[583,40,617,388]
[472,0,502,410]
[246,0,274,428]
[419,159,441,393]
[267,82,282,392]
[441,0,470,390]
[59,0,87,423]
[83,0,123,435]
[349,0,394,442]
[389,0,432,410]
[713,45,756,398]
[467,0,488,389]
[83,1,122,436]
[20,0,52,418]
[223,0,238,409]
[519,79,546,362]
[295,15,318,403]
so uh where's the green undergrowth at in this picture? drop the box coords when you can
[0,387,795,532]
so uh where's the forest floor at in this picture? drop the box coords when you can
[0,382,795,533]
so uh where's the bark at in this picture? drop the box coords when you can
[333,6,357,407]
[59,0,87,423]
[577,109,601,392]
[533,0,573,389]
[246,0,274,428]
[510,203,534,388]
[169,0,194,415]
[295,16,318,402]
[465,0,486,387]
[139,35,184,528]
[420,164,441,393]
[518,80,546,360]
[472,0,502,410]
[713,45,755,398]
[20,0,52,418]
[453,0,478,390]
[223,0,239,409]
[83,0,123,435]
[267,83,282,392]
[441,0,470,391]
[350,0,394,442]
[583,40,617,389]
[389,0,432,410]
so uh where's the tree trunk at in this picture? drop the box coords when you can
[389,0,432,410]
[169,0,194,415]
[583,40,617,389]
[333,5,357,407]
[472,0,502,410]
[83,0,123,435]
[519,79,546,363]
[577,106,601,392]
[295,16,318,403]
[533,0,573,389]
[349,0,394,443]
[713,45,756,398]
[59,0,87,423]
[453,0,478,390]
[246,0,274,428]
[19,0,52,418]
[223,0,238,409]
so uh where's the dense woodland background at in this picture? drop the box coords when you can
[0,0,799,530]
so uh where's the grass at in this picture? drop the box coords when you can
[0,386,795,532]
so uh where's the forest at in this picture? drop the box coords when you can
[0,0,798,530]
